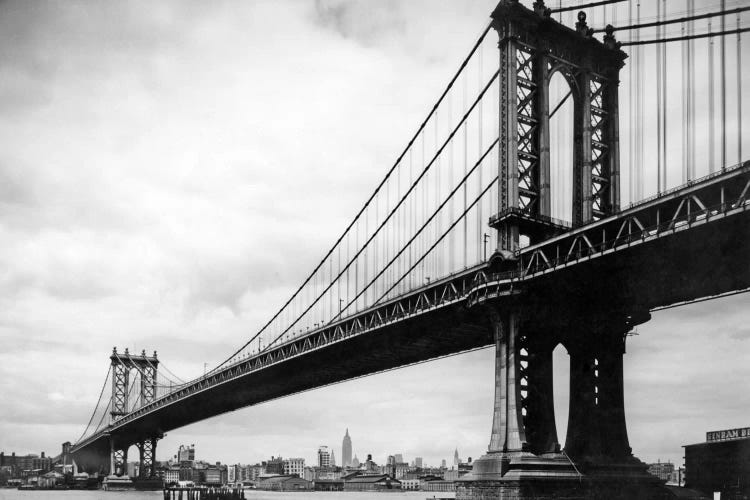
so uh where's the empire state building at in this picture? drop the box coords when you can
[342,428,353,467]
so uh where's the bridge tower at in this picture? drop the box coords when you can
[109,347,160,478]
[460,1,660,499]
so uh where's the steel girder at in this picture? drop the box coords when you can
[517,162,750,276]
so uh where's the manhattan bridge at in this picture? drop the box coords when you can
[59,1,749,498]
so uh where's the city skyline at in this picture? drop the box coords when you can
[0,0,748,474]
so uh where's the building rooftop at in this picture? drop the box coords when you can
[259,475,308,484]
[346,474,399,484]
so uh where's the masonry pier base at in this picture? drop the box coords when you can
[457,452,665,500]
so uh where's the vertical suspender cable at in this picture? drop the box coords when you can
[721,0,727,169]
[355,218,359,312]
[412,142,416,286]
[421,129,426,282]
[657,0,663,192]
[680,10,690,184]
[709,19,715,173]
[367,205,370,308]
[662,0,668,186]
[637,1,642,199]
[478,41,484,262]
[346,230,350,313]
[374,189,379,303]
[449,90,455,273]
[388,173,391,300]
[688,0,695,180]
[436,109,440,279]
[397,163,401,296]
[463,69,469,268]
[738,13,743,166]
[628,0,634,203]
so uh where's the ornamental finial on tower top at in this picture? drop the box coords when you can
[604,24,618,49]
[533,0,545,15]
[153,350,158,358]
[576,11,588,35]
[575,11,595,37]
[113,347,117,354]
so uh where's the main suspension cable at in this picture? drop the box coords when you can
[333,139,497,326]
[621,27,750,46]
[592,6,750,33]
[74,365,112,445]
[210,22,493,373]
[261,71,500,352]
[375,176,499,307]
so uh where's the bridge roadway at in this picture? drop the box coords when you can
[71,163,750,472]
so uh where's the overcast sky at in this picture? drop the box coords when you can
[0,0,748,471]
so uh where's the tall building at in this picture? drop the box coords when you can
[177,444,195,463]
[647,460,674,482]
[453,449,460,469]
[330,449,336,467]
[318,446,330,468]
[265,457,284,475]
[342,429,352,467]
[283,458,304,477]
[414,457,423,468]
[394,454,404,463]
[352,455,360,468]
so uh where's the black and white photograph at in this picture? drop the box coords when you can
[0,1,748,499]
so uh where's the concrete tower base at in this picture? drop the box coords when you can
[457,451,667,500]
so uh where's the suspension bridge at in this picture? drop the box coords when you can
[60,1,749,498]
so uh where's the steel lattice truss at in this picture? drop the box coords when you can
[589,77,612,220]
[138,439,155,478]
[111,364,130,418]
[516,44,540,215]
[109,349,159,421]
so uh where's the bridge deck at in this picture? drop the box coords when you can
[72,163,750,459]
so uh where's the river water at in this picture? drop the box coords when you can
[0,491,454,500]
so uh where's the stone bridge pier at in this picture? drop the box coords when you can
[456,305,664,499]
[109,435,159,478]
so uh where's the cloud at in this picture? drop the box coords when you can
[313,0,406,46]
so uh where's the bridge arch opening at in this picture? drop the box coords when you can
[548,70,575,224]
[552,342,570,449]
[128,444,139,477]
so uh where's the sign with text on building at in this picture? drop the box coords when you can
[706,427,750,442]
